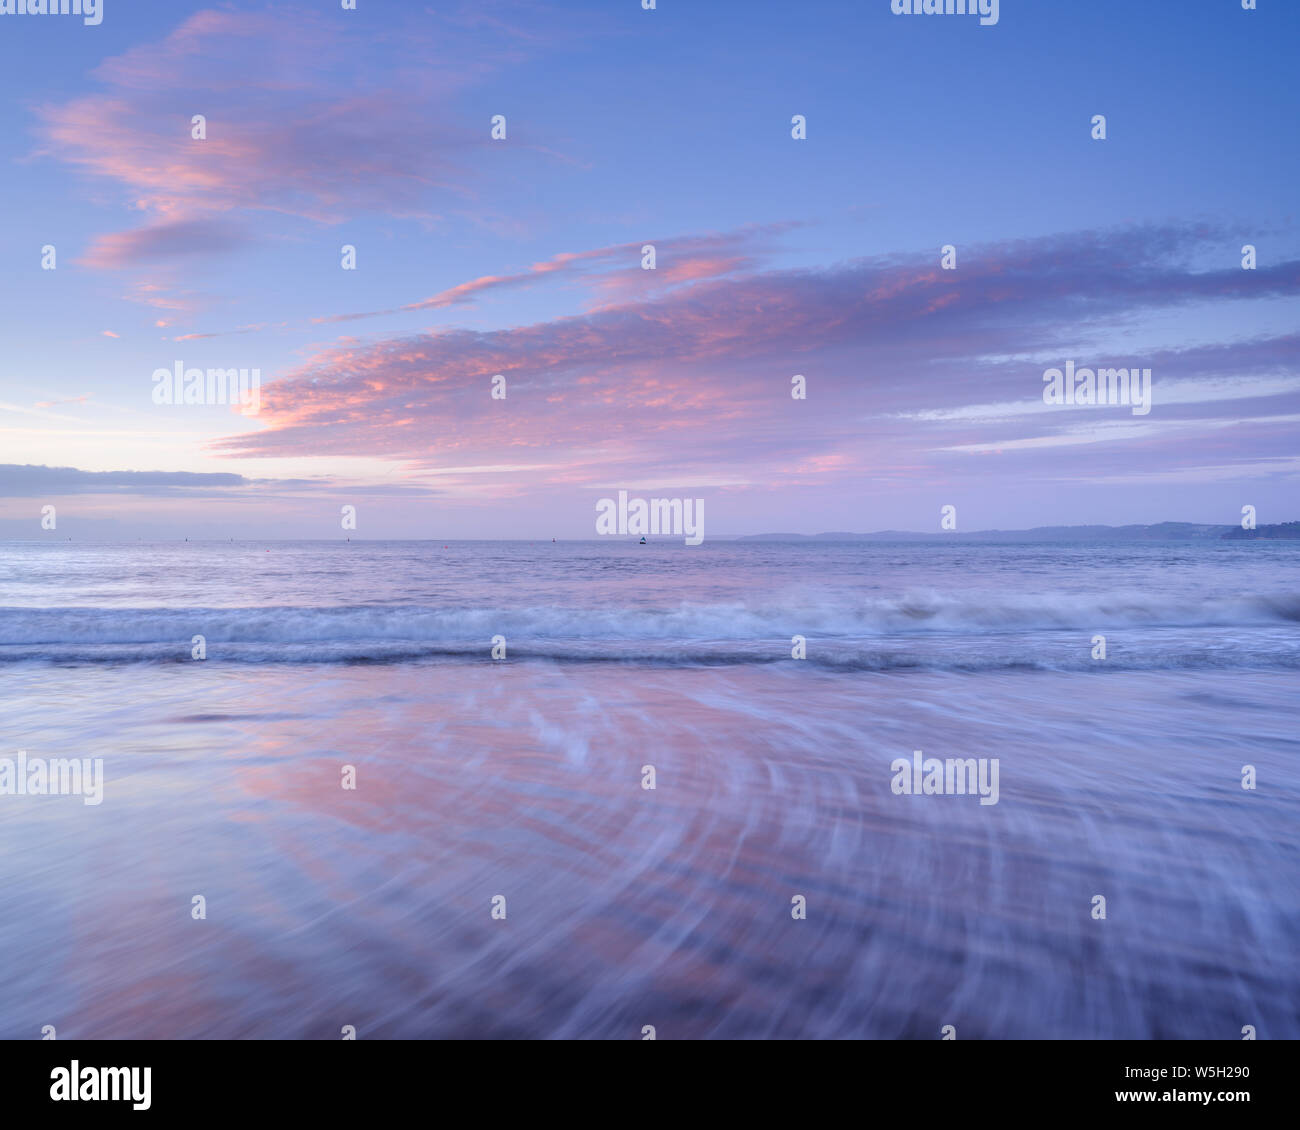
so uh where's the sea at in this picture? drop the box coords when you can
[1,538,1297,1038]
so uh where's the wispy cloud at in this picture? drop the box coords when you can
[33,395,94,410]
[0,463,445,500]
[32,1,572,306]
[81,219,252,270]
[207,224,1299,497]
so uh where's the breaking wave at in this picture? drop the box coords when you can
[0,591,1295,667]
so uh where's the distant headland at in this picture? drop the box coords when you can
[737,522,1300,543]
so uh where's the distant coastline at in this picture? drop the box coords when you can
[737,521,1300,543]
[4,520,1299,543]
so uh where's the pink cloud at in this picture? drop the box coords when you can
[208,225,1300,495]
[80,219,249,270]
[33,5,565,273]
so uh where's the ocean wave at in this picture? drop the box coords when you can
[0,597,1296,668]
[2,649,1298,671]
[1,591,1297,643]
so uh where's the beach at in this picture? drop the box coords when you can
[2,538,1297,1038]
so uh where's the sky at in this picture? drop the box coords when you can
[1,0,1297,539]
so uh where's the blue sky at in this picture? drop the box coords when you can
[1,0,1297,538]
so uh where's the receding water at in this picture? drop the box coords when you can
[1,539,1297,1037]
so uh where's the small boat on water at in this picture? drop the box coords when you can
[639,537,647,544]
